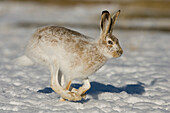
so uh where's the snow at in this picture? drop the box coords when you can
[0,1,170,113]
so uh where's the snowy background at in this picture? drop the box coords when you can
[0,1,170,113]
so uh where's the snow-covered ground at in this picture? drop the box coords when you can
[0,1,170,113]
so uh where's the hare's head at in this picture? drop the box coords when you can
[99,10,123,58]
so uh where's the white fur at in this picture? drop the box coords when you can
[13,55,34,66]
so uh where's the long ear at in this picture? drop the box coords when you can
[110,10,120,34]
[100,10,112,36]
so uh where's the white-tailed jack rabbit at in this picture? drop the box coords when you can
[17,10,123,101]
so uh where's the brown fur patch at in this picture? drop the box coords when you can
[51,39,58,42]
[64,38,76,43]
[83,47,106,70]
[66,81,72,90]
[50,39,58,44]
[38,35,42,40]
[37,27,50,34]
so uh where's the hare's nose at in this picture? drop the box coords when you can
[118,48,123,55]
[120,49,123,54]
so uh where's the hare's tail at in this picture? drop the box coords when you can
[13,55,34,66]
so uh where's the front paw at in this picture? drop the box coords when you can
[81,93,86,99]
[71,87,86,99]
[67,92,82,101]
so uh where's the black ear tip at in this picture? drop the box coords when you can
[102,10,109,15]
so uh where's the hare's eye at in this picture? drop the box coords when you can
[108,40,113,45]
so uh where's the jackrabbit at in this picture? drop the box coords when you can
[18,10,123,101]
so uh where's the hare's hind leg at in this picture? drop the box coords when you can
[58,70,65,87]
[58,72,73,101]
[50,61,82,101]
[59,80,72,102]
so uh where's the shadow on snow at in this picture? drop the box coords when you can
[38,81,145,100]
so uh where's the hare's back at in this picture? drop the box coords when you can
[34,26,89,43]
[27,26,93,62]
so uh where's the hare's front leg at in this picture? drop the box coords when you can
[60,78,91,101]
[71,78,91,98]
[50,62,82,101]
